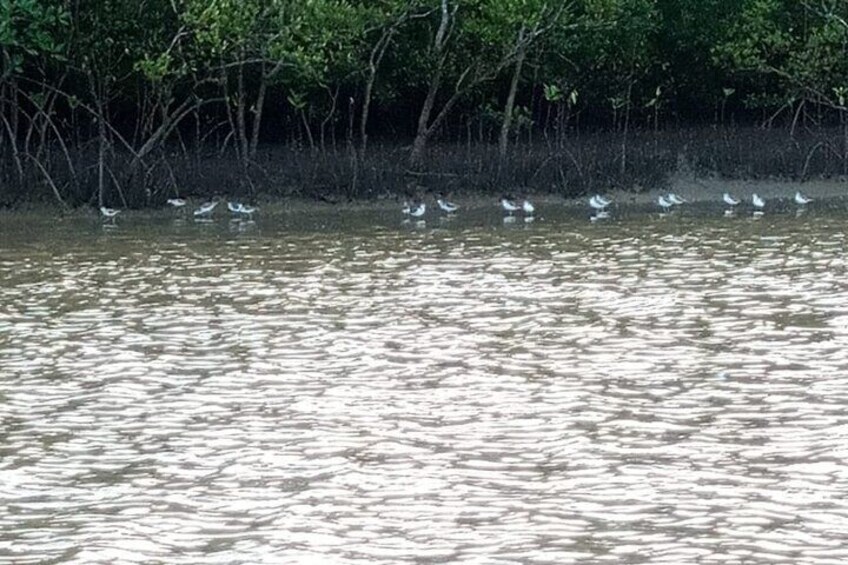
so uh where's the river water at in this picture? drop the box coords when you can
[1,203,848,564]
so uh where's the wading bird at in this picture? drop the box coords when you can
[522,199,535,214]
[167,198,187,208]
[501,196,520,213]
[668,193,687,205]
[658,195,674,211]
[193,200,218,217]
[409,202,426,218]
[589,194,611,210]
[752,193,766,210]
[239,204,257,219]
[794,191,812,205]
[722,192,741,216]
[437,197,459,213]
[100,206,120,221]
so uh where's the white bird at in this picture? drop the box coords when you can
[402,201,412,215]
[794,191,812,205]
[193,201,218,217]
[167,198,186,207]
[752,193,766,209]
[100,206,120,219]
[437,198,459,213]
[668,193,687,205]
[589,195,611,210]
[409,202,426,218]
[723,193,740,206]
[227,201,243,214]
[658,195,674,211]
[522,199,535,214]
[238,204,257,218]
[501,197,520,213]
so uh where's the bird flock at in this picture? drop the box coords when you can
[99,198,258,222]
[98,189,817,222]
[719,191,812,216]
[401,194,535,223]
[397,189,816,222]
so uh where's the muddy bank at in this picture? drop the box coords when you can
[3,178,846,220]
[405,177,848,209]
[600,177,848,206]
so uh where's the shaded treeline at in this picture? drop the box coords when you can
[3,0,848,207]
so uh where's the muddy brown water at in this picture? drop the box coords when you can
[1,202,848,564]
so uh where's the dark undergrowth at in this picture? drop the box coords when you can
[2,126,847,209]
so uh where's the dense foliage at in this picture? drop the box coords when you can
[3,0,848,206]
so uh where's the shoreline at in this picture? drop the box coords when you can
[4,177,846,216]
[11,177,848,216]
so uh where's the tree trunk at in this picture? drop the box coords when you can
[361,29,393,158]
[301,108,315,152]
[236,62,249,171]
[97,99,106,208]
[528,64,538,147]
[408,0,451,169]
[87,74,107,207]
[0,111,24,186]
[360,68,375,157]
[347,97,358,197]
[9,77,18,143]
[320,86,339,154]
[499,29,527,159]
[250,68,268,159]
[620,78,633,177]
[194,106,201,167]
[409,68,443,168]
[0,81,6,156]
[0,78,24,186]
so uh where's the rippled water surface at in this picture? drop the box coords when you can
[2,204,848,564]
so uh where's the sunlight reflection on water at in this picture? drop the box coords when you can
[1,206,848,564]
